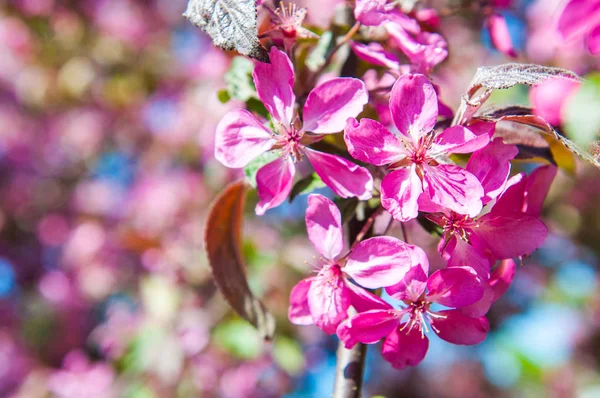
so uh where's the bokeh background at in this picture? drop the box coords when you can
[0,0,599,397]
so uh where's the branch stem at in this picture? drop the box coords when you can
[333,337,367,398]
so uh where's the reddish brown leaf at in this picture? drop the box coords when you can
[473,108,600,169]
[205,180,275,339]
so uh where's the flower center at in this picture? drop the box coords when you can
[400,299,445,337]
[274,123,305,162]
[442,212,476,242]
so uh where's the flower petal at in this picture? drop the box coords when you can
[215,109,275,168]
[426,268,484,309]
[530,79,580,126]
[466,138,518,204]
[385,254,428,302]
[255,156,295,215]
[345,279,391,312]
[305,149,373,200]
[354,0,394,26]
[350,41,401,70]
[489,259,517,302]
[524,165,557,217]
[345,236,412,289]
[381,166,423,222]
[459,285,494,318]
[288,278,314,325]
[422,164,483,217]
[389,73,438,141]
[492,172,526,215]
[486,13,517,58]
[433,125,490,155]
[253,47,295,125]
[305,194,344,260]
[382,327,429,369]
[303,78,368,134]
[386,25,448,73]
[587,24,600,55]
[470,212,547,260]
[344,118,407,166]
[446,237,492,281]
[337,309,399,348]
[308,267,351,334]
[431,310,489,345]
[557,0,600,41]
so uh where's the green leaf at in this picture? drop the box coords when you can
[306,31,333,71]
[246,97,270,119]
[289,173,326,202]
[564,73,600,149]
[243,151,280,188]
[224,56,256,101]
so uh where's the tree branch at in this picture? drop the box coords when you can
[333,338,367,398]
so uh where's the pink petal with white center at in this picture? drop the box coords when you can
[344,118,407,166]
[253,47,295,126]
[431,310,489,345]
[345,279,391,312]
[459,285,494,318]
[389,73,438,141]
[305,149,373,200]
[337,309,399,348]
[305,194,344,260]
[288,278,314,325]
[432,125,490,155]
[489,259,516,302]
[255,156,295,215]
[382,327,429,369]
[470,212,547,260]
[345,236,412,289]
[214,109,275,168]
[466,138,518,204]
[557,0,600,41]
[308,266,351,334]
[486,13,517,58]
[385,259,428,302]
[422,164,483,217]
[426,268,485,308]
[381,166,423,222]
[302,78,368,134]
[446,237,492,281]
[524,165,557,217]
[587,25,600,54]
[350,41,401,70]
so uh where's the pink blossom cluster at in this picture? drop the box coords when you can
[213,1,561,369]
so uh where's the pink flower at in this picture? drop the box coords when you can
[530,78,580,126]
[423,140,550,280]
[485,13,517,58]
[260,2,319,52]
[215,47,373,215]
[386,23,448,73]
[352,1,447,73]
[288,194,417,334]
[337,253,489,369]
[557,0,600,55]
[344,74,488,222]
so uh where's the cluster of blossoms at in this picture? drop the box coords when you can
[211,0,570,369]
